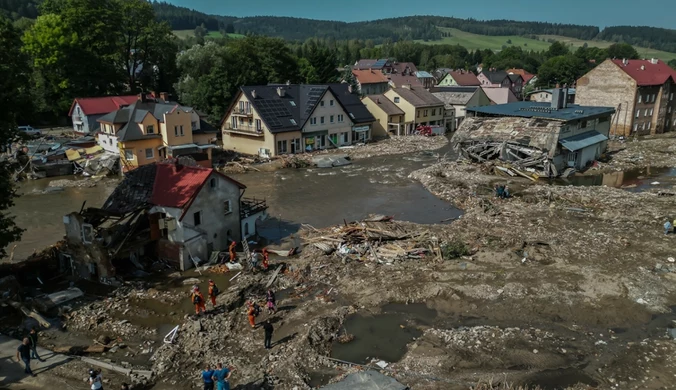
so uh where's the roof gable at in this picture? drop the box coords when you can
[448,71,481,86]
[364,95,405,116]
[482,71,509,84]
[352,69,389,84]
[391,87,443,108]
[611,59,676,86]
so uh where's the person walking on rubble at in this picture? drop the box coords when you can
[247,301,257,328]
[266,289,276,314]
[263,319,274,349]
[262,248,270,271]
[16,338,35,377]
[665,220,673,235]
[28,327,45,362]
[228,241,237,263]
[89,368,103,390]
[213,362,233,390]
[201,364,215,390]
[192,286,206,315]
[208,280,219,307]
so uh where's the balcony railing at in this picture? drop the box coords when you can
[223,124,264,137]
[232,108,253,116]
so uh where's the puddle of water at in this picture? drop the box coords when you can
[330,313,422,364]
[523,368,598,390]
[307,368,340,388]
[556,167,676,192]
[381,302,439,326]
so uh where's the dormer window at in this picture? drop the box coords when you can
[147,125,154,134]
[290,101,296,107]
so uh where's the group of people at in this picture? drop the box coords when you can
[15,327,44,377]
[191,280,221,315]
[201,363,233,390]
[225,242,271,272]
[246,289,277,328]
[494,184,511,199]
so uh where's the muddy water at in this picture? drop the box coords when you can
[8,145,460,259]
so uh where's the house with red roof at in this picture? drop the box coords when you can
[63,161,267,275]
[352,69,390,95]
[68,95,141,135]
[507,69,537,85]
[576,58,676,137]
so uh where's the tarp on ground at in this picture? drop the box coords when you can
[320,371,408,390]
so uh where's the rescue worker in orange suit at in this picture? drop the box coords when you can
[262,248,270,271]
[228,241,237,263]
[246,301,256,328]
[192,286,206,315]
[208,280,219,307]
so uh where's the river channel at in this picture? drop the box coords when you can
[9,144,461,260]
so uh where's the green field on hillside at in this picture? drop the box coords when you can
[173,30,245,39]
[419,28,676,62]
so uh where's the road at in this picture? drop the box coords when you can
[0,335,71,389]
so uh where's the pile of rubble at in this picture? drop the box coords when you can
[590,135,676,173]
[343,135,448,160]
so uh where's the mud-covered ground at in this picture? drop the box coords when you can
[590,133,676,174]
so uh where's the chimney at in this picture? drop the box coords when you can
[348,85,353,94]
[551,87,564,109]
[403,83,412,90]
[376,97,380,103]
[137,93,144,102]
[562,84,569,108]
[640,65,646,70]
[622,58,628,66]
[286,80,291,85]
[276,87,285,97]
[251,90,257,99]
[650,58,658,65]
[160,92,169,102]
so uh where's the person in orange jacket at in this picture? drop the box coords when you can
[208,280,219,307]
[246,301,256,328]
[262,248,270,271]
[228,241,237,263]
[191,286,206,315]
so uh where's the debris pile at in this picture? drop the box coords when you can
[302,216,446,264]
[343,135,448,160]
[601,135,676,172]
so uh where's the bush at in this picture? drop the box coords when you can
[441,240,469,259]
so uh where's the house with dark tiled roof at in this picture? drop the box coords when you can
[361,94,406,137]
[352,69,390,95]
[437,70,481,87]
[68,95,139,135]
[382,86,446,134]
[353,59,393,73]
[220,84,375,157]
[478,70,524,99]
[507,69,536,85]
[63,161,265,275]
[576,58,676,136]
[97,95,218,172]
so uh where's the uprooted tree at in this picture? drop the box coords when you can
[0,17,27,257]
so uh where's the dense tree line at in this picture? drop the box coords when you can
[598,26,676,54]
[151,1,232,31]
[0,0,41,19]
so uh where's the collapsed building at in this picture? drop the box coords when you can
[452,88,616,177]
[61,160,268,280]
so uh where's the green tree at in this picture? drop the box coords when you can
[606,43,639,60]
[225,23,235,34]
[545,41,570,59]
[537,54,586,87]
[669,59,676,70]
[0,17,27,255]
[194,23,207,39]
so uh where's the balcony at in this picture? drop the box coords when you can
[223,124,264,137]
[232,108,253,117]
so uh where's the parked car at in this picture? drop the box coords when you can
[18,126,41,137]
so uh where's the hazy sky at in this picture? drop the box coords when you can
[164,0,674,29]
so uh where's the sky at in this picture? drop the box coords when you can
[164,0,674,30]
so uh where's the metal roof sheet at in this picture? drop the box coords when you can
[559,130,608,152]
[467,102,615,122]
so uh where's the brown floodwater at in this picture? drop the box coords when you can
[7,146,461,260]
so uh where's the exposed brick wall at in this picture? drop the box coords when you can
[157,239,182,268]
[576,60,637,137]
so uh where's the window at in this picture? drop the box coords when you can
[145,148,154,159]
[310,117,317,125]
[224,200,232,214]
[417,111,420,118]
[671,93,674,101]
[191,121,198,130]
[290,118,297,125]
[124,150,134,160]
[290,101,296,107]
[649,108,653,115]
[634,124,638,132]
[669,106,672,113]
[193,211,202,226]
[239,101,244,111]
[581,120,588,128]
[231,116,237,129]
[244,222,249,236]
[668,119,671,127]
[330,100,334,106]
[638,95,642,103]
[432,109,437,116]
[636,110,640,118]
[277,139,288,154]
[647,122,651,130]
[210,178,217,188]
[180,125,184,136]
[320,101,325,107]
[394,97,400,103]
[109,139,112,145]
[330,115,334,123]
[337,114,344,122]
[147,125,154,134]
[174,125,179,136]
[341,132,349,144]
[644,109,649,117]
[255,119,262,131]
[424,110,429,117]
[320,116,325,124]
[652,94,656,102]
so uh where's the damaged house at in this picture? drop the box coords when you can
[62,161,267,279]
[453,88,615,177]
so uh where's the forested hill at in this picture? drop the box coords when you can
[150,1,598,42]
[598,26,676,54]
[0,0,40,19]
